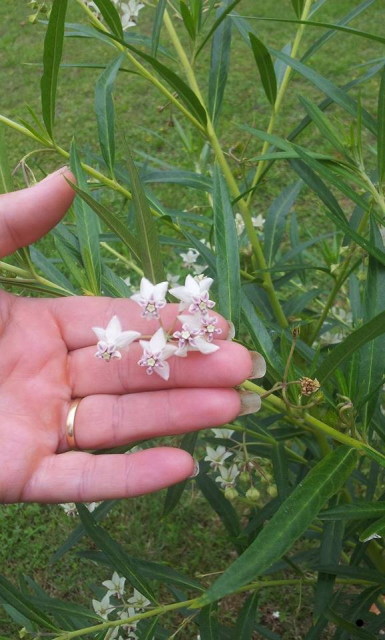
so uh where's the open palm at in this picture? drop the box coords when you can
[0,170,255,503]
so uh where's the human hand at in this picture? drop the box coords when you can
[0,169,263,503]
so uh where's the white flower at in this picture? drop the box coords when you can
[200,314,222,342]
[252,214,265,230]
[272,610,280,619]
[192,263,208,276]
[86,501,101,512]
[204,445,233,469]
[59,502,77,517]
[173,314,219,356]
[120,0,144,29]
[127,588,151,610]
[180,248,199,268]
[124,276,131,287]
[138,328,177,380]
[92,593,114,620]
[211,428,234,439]
[131,277,168,319]
[119,607,138,637]
[102,572,126,599]
[235,213,245,236]
[167,273,180,285]
[215,464,240,488]
[93,316,140,361]
[169,274,215,315]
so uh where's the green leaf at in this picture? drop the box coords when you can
[315,310,385,383]
[163,432,197,516]
[291,0,305,17]
[0,575,58,631]
[289,158,385,267]
[271,442,290,502]
[197,446,357,605]
[29,247,76,295]
[378,65,385,186]
[359,513,385,542]
[180,1,196,39]
[66,180,141,264]
[263,181,302,266]
[151,0,167,56]
[233,592,259,639]
[195,0,241,58]
[271,47,377,134]
[0,125,13,193]
[126,149,165,282]
[213,165,241,332]
[298,95,347,156]
[314,497,345,618]
[249,33,277,105]
[93,0,123,39]
[208,0,232,123]
[241,292,284,378]
[40,0,68,138]
[197,604,219,639]
[77,504,156,603]
[196,473,241,541]
[109,36,207,126]
[69,143,101,295]
[94,54,123,173]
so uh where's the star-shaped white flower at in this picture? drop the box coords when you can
[204,445,233,469]
[180,248,199,267]
[169,274,215,315]
[173,314,219,356]
[92,593,113,620]
[93,316,140,361]
[215,463,240,488]
[127,588,151,610]
[252,214,265,230]
[211,428,234,439]
[120,0,145,29]
[138,328,177,380]
[131,277,168,319]
[102,571,126,599]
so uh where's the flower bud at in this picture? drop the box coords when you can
[267,485,278,498]
[224,487,238,500]
[299,377,321,396]
[240,471,250,483]
[246,487,261,501]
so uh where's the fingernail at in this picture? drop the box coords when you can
[189,459,200,478]
[226,321,235,341]
[238,390,261,416]
[43,166,70,180]
[249,351,267,379]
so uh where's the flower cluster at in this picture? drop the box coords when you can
[92,275,222,381]
[92,572,152,639]
[85,0,145,30]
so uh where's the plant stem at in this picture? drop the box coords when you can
[246,0,313,207]
[163,11,288,328]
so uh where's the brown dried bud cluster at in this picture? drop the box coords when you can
[299,377,321,396]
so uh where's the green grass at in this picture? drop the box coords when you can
[0,0,384,637]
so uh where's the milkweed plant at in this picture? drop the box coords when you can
[1,0,385,637]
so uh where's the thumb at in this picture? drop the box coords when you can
[0,167,75,258]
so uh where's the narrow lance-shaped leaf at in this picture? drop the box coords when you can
[377,64,385,186]
[94,55,123,174]
[77,504,156,602]
[93,0,123,39]
[66,180,141,264]
[126,149,165,283]
[213,165,241,332]
[40,0,68,138]
[208,0,232,123]
[180,1,196,40]
[249,33,277,106]
[195,0,241,58]
[197,446,357,605]
[315,310,385,383]
[69,142,101,295]
[263,181,302,266]
[291,0,305,17]
[163,432,197,517]
[233,592,259,639]
[0,575,58,632]
[151,0,167,56]
[271,47,377,134]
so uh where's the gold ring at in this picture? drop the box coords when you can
[66,398,82,449]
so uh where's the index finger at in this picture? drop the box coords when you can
[48,296,230,350]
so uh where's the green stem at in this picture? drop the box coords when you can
[162,11,288,328]
[245,0,313,207]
